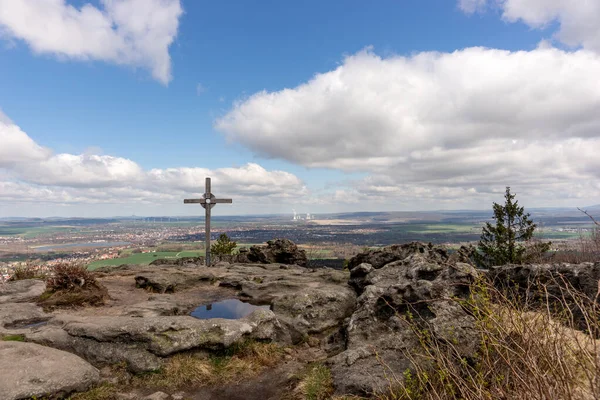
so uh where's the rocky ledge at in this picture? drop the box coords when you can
[1,242,598,399]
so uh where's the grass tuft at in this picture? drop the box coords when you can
[1,334,25,342]
[295,363,334,400]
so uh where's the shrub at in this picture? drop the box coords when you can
[46,263,93,291]
[39,263,109,308]
[8,264,45,281]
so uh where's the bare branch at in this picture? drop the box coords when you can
[577,207,600,226]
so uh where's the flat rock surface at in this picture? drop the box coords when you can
[0,341,99,400]
[0,302,50,331]
[0,279,46,304]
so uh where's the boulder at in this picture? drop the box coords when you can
[235,239,308,267]
[27,326,163,373]
[0,341,99,400]
[328,242,479,396]
[0,279,46,304]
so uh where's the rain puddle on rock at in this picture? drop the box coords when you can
[190,299,270,320]
[7,320,49,329]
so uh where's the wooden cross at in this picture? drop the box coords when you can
[184,177,232,266]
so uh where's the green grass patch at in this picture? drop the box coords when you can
[403,224,477,234]
[0,225,76,238]
[296,363,334,400]
[87,251,205,270]
[1,334,25,342]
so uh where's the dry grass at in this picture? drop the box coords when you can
[379,277,600,400]
[38,263,109,309]
[8,264,45,281]
[70,341,283,399]
[294,363,335,400]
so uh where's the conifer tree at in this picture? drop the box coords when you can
[475,187,550,267]
[211,233,237,256]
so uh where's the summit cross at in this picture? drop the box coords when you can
[184,177,232,266]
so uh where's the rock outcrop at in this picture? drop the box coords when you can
[487,262,600,300]
[0,341,99,400]
[329,242,479,396]
[486,262,600,331]
[129,262,354,344]
[213,239,309,267]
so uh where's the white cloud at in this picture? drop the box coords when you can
[0,114,308,213]
[0,116,51,167]
[0,0,183,84]
[16,153,145,188]
[216,47,600,206]
[458,0,488,14]
[461,0,600,54]
[196,83,206,95]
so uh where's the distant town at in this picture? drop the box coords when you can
[1,207,598,282]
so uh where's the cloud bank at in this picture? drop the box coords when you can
[0,0,183,84]
[215,45,600,206]
[0,116,307,214]
[459,0,600,54]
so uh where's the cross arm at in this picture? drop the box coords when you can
[184,198,233,204]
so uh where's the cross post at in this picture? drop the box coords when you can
[184,177,232,266]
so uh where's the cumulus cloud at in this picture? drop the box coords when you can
[0,114,307,210]
[215,47,600,205]
[0,0,183,84]
[0,116,51,167]
[460,0,600,54]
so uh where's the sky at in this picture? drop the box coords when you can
[0,0,599,217]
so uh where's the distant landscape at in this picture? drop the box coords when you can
[1,206,598,278]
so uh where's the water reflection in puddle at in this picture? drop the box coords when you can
[190,299,270,320]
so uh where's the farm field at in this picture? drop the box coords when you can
[88,250,204,270]
[0,225,76,238]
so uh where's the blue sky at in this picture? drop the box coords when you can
[1,0,599,217]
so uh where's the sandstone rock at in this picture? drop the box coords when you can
[134,269,214,293]
[133,262,355,342]
[0,279,46,304]
[329,242,479,396]
[234,239,308,267]
[0,302,50,332]
[486,262,600,331]
[124,299,188,317]
[487,262,600,300]
[27,309,284,372]
[27,326,163,373]
[145,391,170,400]
[0,341,99,400]
[263,239,308,267]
